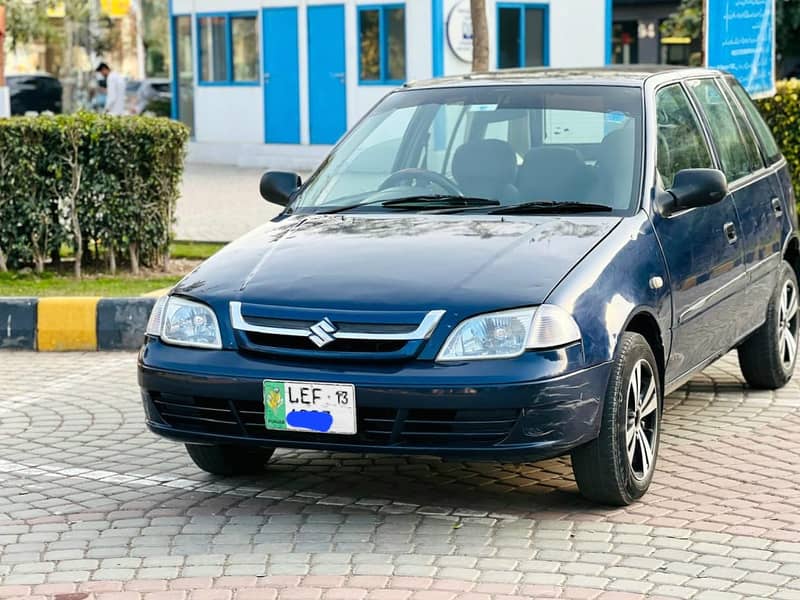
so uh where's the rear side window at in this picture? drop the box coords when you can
[726,78,782,164]
[655,84,714,188]
[687,78,762,182]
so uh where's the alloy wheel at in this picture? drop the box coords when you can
[779,278,799,371]
[625,359,658,481]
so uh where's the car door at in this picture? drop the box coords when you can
[649,83,747,383]
[724,77,790,325]
[687,77,783,339]
[40,77,63,113]
[8,76,35,115]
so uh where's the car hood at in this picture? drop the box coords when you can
[175,214,621,313]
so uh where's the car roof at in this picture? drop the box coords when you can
[405,65,725,89]
[7,72,57,79]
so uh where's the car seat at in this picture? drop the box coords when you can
[451,139,520,203]
[592,123,637,208]
[517,146,594,203]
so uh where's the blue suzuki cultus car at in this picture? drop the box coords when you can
[140,67,798,505]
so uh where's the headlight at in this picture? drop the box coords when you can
[146,296,222,349]
[436,305,580,361]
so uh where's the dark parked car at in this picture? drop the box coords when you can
[7,73,63,115]
[139,67,798,505]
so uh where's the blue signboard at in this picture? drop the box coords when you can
[705,0,775,97]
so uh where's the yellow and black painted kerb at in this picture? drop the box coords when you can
[0,297,156,351]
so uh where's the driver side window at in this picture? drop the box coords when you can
[655,85,714,188]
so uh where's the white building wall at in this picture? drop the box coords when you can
[548,0,606,67]
[172,0,608,166]
[193,87,263,144]
[174,0,433,151]
[443,0,606,75]
[348,0,433,124]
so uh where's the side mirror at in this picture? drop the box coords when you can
[659,168,729,215]
[260,171,301,207]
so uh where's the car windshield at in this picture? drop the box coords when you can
[292,84,643,214]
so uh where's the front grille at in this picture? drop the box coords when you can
[243,316,418,335]
[230,302,445,361]
[245,332,407,354]
[149,391,520,448]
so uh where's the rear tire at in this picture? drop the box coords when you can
[571,332,661,506]
[185,444,275,476]
[738,260,799,390]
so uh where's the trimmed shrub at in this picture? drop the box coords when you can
[756,80,800,204]
[0,113,188,276]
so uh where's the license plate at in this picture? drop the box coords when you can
[263,380,357,435]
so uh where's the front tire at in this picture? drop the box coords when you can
[185,444,275,476]
[738,260,799,389]
[571,332,661,506]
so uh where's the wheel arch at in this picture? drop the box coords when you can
[623,310,666,403]
[784,235,800,281]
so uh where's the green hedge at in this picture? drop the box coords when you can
[756,80,800,204]
[0,113,188,276]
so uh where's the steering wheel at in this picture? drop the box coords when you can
[378,168,462,196]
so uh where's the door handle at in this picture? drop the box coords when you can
[263,73,271,83]
[723,222,738,244]
[331,72,345,82]
[771,197,784,218]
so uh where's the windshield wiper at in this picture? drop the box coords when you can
[320,195,500,214]
[382,195,500,208]
[489,201,614,215]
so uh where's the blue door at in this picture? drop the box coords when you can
[262,8,300,144]
[307,5,347,144]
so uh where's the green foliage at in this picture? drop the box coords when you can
[170,241,225,260]
[777,0,800,58]
[0,0,53,49]
[142,0,170,77]
[0,271,180,296]
[660,0,702,40]
[756,80,800,205]
[1,0,119,66]
[0,114,189,276]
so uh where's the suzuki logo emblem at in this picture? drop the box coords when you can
[308,318,337,348]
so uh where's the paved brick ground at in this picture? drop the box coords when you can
[175,164,290,242]
[0,352,799,599]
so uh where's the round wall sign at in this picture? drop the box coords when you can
[446,0,473,63]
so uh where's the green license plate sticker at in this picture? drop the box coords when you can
[263,380,357,435]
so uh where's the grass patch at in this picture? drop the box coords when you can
[170,241,225,260]
[0,272,181,297]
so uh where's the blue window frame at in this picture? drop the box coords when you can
[197,12,259,86]
[496,3,549,69]
[358,4,406,85]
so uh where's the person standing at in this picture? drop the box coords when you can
[96,62,127,116]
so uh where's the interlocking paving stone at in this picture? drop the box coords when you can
[0,352,799,598]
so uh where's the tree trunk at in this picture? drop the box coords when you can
[0,247,7,272]
[470,0,489,72]
[34,254,45,274]
[108,245,116,275]
[129,242,140,276]
[73,225,82,279]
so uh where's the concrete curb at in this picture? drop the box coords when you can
[0,297,156,351]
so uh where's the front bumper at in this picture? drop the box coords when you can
[139,339,611,461]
